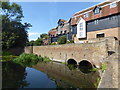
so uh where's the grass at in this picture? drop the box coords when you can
[61,62,67,64]
[1,51,17,62]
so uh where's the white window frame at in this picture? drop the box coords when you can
[94,19,99,25]
[77,17,86,39]
[80,23,83,31]
[94,7,100,14]
[84,13,89,18]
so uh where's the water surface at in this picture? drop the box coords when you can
[2,61,100,89]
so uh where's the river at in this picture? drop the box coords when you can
[2,61,100,89]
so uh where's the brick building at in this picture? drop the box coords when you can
[71,0,120,43]
[48,19,71,43]
[48,0,120,44]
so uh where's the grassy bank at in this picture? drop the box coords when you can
[0,51,17,62]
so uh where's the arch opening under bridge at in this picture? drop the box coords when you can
[79,60,93,73]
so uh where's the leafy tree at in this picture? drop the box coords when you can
[58,35,67,44]
[26,40,35,46]
[34,38,43,46]
[2,2,32,49]
[40,33,49,39]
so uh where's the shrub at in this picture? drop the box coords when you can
[58,35,67,44]
[67,40,74,44]
[2,51,13,56]
[50,42,57,45]
[13,53,51,67]
[43,56,51,62]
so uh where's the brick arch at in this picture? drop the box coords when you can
[67,58,77,65]
[78,60,94,73]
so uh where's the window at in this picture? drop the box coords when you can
[94,7,100,14]
[80,32,83,37]
[96,33,105,38]
[80,23,83,31]
[110,2,116,8]
[94,20,99,24]
[84,13,89,18]
[109,16,116,20]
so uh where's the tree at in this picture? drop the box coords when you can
[2,2,32,49]
[40,33,49,39]
[34,38,43,46]
[58,35,67,44]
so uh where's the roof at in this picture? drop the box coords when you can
[73,0,118,17]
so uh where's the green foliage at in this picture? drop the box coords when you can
[43,56,51,63]
[2,2,31,49]
[1,51,17,62]
[13,53,51,67]
[1,56,18,62]
[26,40,35,46]
[67,64,77,70]
[58,35,67,44]
[40,33,49,39]
[34,38,43,46]
[94,77,100,88]
[67,40,74,44]
[27,33,49,46]
[61,62,67,64]
[2,51,13,56]
[50,42,57,45]
[89,68,98,72]
[100,63,107,73]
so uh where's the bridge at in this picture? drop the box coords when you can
[25,37,119,88]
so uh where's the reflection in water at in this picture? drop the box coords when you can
[2,61,29,89]
[2,61,100,89]
[33,62,100,88]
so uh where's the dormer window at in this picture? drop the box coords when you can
[110,2,116,8]
[84,13,89,18]
[94,6,100,15]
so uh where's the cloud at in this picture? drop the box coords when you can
[28,32,40,41]
[28,32,40,37]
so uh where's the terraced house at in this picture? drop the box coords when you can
[49,19,71,43]
[49,0,120,44]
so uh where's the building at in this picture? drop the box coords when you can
[71,0,120,43]
[48,0,120,44]
[48,19,72,43]
[48,28,58,43]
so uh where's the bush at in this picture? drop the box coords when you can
[58,35,67,44]
[43,56,51,62]
[13,53,51,67]
[50,42,57,45]
[2,51,13,56]
[67,40,74,44]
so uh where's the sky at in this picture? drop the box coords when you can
[15,2,100,41]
